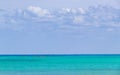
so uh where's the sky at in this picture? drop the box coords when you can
[0,0,120,54]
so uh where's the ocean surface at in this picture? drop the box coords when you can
[0,55,120,75]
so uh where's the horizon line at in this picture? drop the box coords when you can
[0,54,120,56]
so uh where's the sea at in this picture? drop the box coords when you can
[0,55,120,75]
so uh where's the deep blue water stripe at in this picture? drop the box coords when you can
[0,54,120,56]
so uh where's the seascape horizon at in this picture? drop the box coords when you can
[0,0,120,75]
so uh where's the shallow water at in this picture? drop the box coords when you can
[0,55,120,75]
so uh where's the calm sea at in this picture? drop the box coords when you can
[0,55,120,75]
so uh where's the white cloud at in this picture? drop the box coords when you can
[27,6,50,17]
[77,8,86,14]
[60,8,86,14]
[61,8,71,13]
[0,5,120,32]
[73,16,84,24]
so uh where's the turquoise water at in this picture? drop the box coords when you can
[0,55,120,75]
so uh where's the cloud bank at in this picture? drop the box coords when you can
[0,5,120,32]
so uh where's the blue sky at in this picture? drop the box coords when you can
[0,0,120,54]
